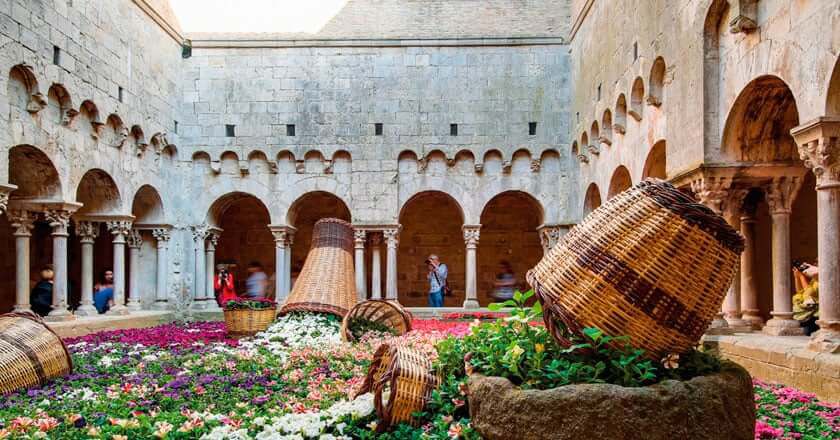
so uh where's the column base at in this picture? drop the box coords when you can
[12,305,31,313]
[45,309,75,322]
[807,326,840,353]
[74,304,98,317]
[151,300,170,310]
[107,304,130,316]
[762,317,805,336]
[463,299,480,309]
[724,316,753,332]
[192,299,221,312]
[127,300,143,312]
[741,310,765,330]
[706,314,733,335]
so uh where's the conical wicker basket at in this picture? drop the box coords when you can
[280,218,358,317]
[341,300,413,342]
[527,179,744,360]
[0,312,73,395]
[354,343,440,431]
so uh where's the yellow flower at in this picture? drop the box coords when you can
[535,343,545,353]
[510,344,524,358]
[112,435,128,440]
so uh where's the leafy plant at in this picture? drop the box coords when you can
[348,317,396,339]
[223,298,276,310]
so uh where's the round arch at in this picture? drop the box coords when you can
[583,183,602,216]
[397,190,465,307]
[721,75,799,163]
[75,169,122,215]
[131,185,165,224]
[8,145,62,201]
[608,166,633,199]
[642,140,667,179]
[827,55,840,117]
[287,191,351,290]
[478,191,543,306]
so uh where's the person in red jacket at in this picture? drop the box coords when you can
[214,264,238,307]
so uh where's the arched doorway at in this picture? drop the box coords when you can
[827,55,840,117]
[398,191,464,307]
[642,141,667,179]
[583,183,601,216]
[478,191,543,306]
[608,166,632,199]
[287,192,351,289]
[209,193,274,297]
[130,185,166,308]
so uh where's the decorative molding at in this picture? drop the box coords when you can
[45,210,72,235]
[192,224,210,243]
[383,228,400,248]
[8,210,35,236]
[462,224,481,248]
[765,175,804,215]
[127,229,144,249]
[791,117,840,187]
[107,220,133,238]
[353,229,366,248]
[152,228,171,243]
[538,224,567,252]
[0,183,16,214]
[76,221,100,242]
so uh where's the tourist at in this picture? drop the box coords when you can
[426,254,448,307]
[214,263,237,306]
[94,269,115,314]
[245,261,268,299]
[29,265,54,317]
[793,260,819,335]
[492,260,516,301]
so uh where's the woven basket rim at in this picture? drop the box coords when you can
[314,217,353,228]
[341,300,413,342]
[0,311,74,375]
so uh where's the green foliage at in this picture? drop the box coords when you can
[222,298,276,310]
[348,317,396,340]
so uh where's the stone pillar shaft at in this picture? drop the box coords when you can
[107,221,132,315]
[46,210,72,320]
[192,225,209,306]
[371,235,382,300]
[739,216,762,328]
[354,230,366,301]
[202,232,221,311]
[152,229,170,309]
[384,228,399,301]
[815,184,840,336]
[463,225,481,309]
[9,211,34,313]
[127,230,143,311]
[75,221,99,316]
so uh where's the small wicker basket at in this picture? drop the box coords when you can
[281,218,358,318]
[0,312,73,395]
[354,343,440,430]
[341,300,413,342]
[223,307,277,337]
[527,179,744,360]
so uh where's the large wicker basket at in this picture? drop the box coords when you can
[223,307,277,337]
[281,218,358,318]
[341,300,413,342]
[527,179,744,360]
[0,312,73,395]
[354,343,440,431]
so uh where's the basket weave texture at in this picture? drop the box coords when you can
[281,218,358,318]
[0,312,72,395]
[354,343,440,430]
[527,179,744,360]
[223,307,277,337]
[341,300,413,342]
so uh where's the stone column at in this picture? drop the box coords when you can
[126,230,143,311]
[762,176,805,335]
[107,220,132,315]
[537,225,565,255]
[370,234,383,300]
[354,229,367,301]
[203,231,222,311]
[463,225,481,309]
[152,228,170,309]
[739,211,762,328]
[690,176,735,333]
[383,228,399,302]
[270,229,287,302]
[792,117,840,351]
[75,221,99,316]
[284,232,294,295]
[192,225,209,306]
[45,210,73,320]
[721,190,750,331]
[8,211,35,312]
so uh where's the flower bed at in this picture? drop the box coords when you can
[0,314,836,439]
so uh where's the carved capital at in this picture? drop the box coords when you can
[76,221,100,242]
[383,228,400,248]
[152,228,171,242]
[0,190,11,215]
[45,210,72,235]
[127,229,143,249]
[192,224,210,243]
[107,220,133,239]
[765,175,803,215]
[538,225,565,252]
[463,225,481,248]
[353,229,366,248]
[206,230,219,248]
[271,230,289,247]
[8,210,36,236]
[791,118,840,187]
[690,175,733,215]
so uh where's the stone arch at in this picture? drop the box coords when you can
[580,131,589,149]
[8,64,43,116]
[583,182,601,216]
[827,55,840,116]
[331,150,352,174]
[398,150,419,174]
[511,148,532,174]
[615,93,628,133]
[398,190,466,306]
[286,191,351,285]
[608,165,633,199]
[161,144,178,162]
[399,178,474,224]
[46,84,75,126]
[590,121,600,145]
[453,149,475,174]
[539,149,561,173]
[601,109,613,144]
[478,191,543,306]
[78,100,102,136]
[721,75,799,163]
[629,77,645,121]
[8,145,62,200]
[648,56,666,107]
[642,140,667,179]
[220,151,240,174]
[208,192,275,293]
[75,169,122,215]
[424,149,448,175]
[104,114,127,148]
[277,150,296,173]
[571,141,579,158]
[704,0,728,154]
[247,150,270,174]
[131,184,165,224]
[130,125,146,147]
[303,150,325,174]
[482,149,504,175]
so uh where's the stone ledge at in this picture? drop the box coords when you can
[704,333,840,401]
[47,311,176,338]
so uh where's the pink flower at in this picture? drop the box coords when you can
[755,421,783,439]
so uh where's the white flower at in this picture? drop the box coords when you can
[98,355,117,367]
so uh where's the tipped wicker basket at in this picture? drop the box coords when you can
[527,179,744,360]
[223,307,277,337]
[281,218,358,318]
[0,312,73,395]
[341,300,413,342]
[354,343,440,431]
